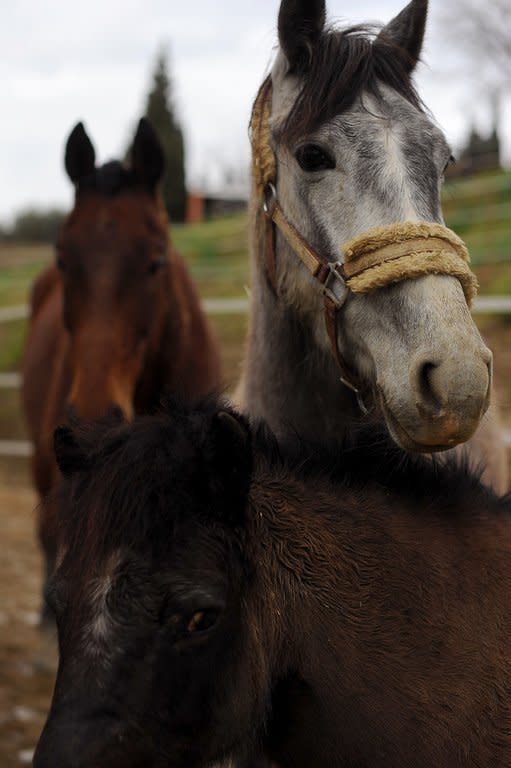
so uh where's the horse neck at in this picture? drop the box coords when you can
[133,254,183,407]
[137,248,221,406]
[242,198,359,440]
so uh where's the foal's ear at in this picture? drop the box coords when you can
[54,426,91,477]
[377,0,428,72]
[130,118,165,189]
[207,410,252,525]
[64,122,96,184]
[278,0,326,73]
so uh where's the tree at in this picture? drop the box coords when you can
[144,51,187,222]
[7,208,66,243]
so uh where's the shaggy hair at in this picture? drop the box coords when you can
[276,25,425,144]
[77,161,135,196]
[55,397,505,572]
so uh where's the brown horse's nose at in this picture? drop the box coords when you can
[65,401,129,424]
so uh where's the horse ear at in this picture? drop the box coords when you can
[64,122,96,184]
[278,0,326,72]
[53,426,91,477]
[130,118,165,189]
[377,0,428,73]
[207,410,252,525]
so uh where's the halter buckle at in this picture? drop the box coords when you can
[323,262,349,308]
[263,183,277,218]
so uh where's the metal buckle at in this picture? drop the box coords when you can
[263,183,277,218]
[339,377,370,415]
[323,262,349,309]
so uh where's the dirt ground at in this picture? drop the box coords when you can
[0,488,55,768]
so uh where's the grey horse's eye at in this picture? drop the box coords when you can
[295,144,336,172]
[443,155,456,175]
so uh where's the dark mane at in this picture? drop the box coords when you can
[252,418,503,518]
[56,398,228,567]
[277,25,424,144]
[77,160,135,197]
[56,399,508,572]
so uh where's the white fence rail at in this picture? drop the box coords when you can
[1,295,511,327]
[1,297,510,456]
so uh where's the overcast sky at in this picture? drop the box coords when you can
[1,0,508,223]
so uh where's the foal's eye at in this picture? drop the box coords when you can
[161,606,221,636]
[56,255,66,272]
[186,610,219,634]
[295,144,336,172]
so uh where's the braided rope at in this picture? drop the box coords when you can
[250,77,276,193]
[342,223,478,305]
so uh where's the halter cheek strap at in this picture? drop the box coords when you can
[251,77,479,402]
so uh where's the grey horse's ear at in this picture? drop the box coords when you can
[278,0,326,72]
[377,0,428,73]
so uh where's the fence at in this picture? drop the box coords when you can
[0,297,510,457]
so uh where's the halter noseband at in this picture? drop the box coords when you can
[251,77,478,404]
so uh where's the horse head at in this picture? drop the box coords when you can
[263,0,491,452]
[34,403,253,768]
[57,118,169,421]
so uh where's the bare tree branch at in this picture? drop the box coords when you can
[439,0,511,84]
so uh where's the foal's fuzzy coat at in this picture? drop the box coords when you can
[35,398,511,768]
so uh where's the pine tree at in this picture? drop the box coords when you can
[145,51,187,222]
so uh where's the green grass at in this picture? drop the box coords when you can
[443,169,511,266]
[173,213,249,299]
[0,321,26,372]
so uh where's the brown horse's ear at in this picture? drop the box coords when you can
[377,0,428,73]
[207,410,252,525]
[130,118,165,189]
[278,0,326,72]
[54,426,91,477]
[64,122,96,184]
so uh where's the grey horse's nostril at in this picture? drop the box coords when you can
[416,361,444,416]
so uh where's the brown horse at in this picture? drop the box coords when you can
[35,398,511,768]
[22,119,221,621]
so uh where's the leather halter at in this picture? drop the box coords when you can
[251,77,478,407]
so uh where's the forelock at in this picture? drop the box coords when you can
[272,25,424,144]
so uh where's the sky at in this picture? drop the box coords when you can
[1,0,509,224]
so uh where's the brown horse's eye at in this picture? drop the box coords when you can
[56,255,66,272]
[295,144,336,172]
[148,258,166,275]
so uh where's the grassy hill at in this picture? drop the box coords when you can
[441,169,511,297]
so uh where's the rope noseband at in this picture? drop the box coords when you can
[250,78,478,403]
